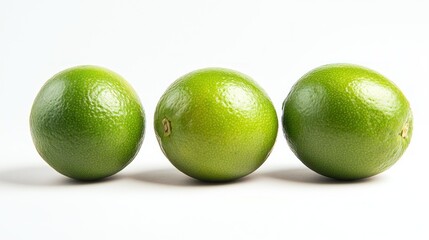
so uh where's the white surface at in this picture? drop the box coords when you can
[1,0,428,239]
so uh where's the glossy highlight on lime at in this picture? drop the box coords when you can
[30,65,145,181]
[154,68,278,182]
[282,64,412,180]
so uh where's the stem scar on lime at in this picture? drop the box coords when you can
[163,118,171,136]
[401,122,409,139]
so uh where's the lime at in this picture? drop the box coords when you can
[30,65,145,181]
[154,68,278,182]
[282,64,412,180]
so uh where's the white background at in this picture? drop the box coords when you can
[1,0,428,239]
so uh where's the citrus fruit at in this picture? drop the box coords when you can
[30,65,145,181]
[154,68,278,182]
[282,63,412,180]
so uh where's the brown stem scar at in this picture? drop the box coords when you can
[162,118,171,136]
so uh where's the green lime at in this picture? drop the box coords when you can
[282,64,412,180]
[154,68,278,182]
[30,65,145,181]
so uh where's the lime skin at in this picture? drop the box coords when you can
[154,68,278,182]
[282,64,413,180]
[30,66,145,181]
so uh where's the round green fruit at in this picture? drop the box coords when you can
[282,64,413,180]
[30,65,145,181]
[154,68,278,182]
